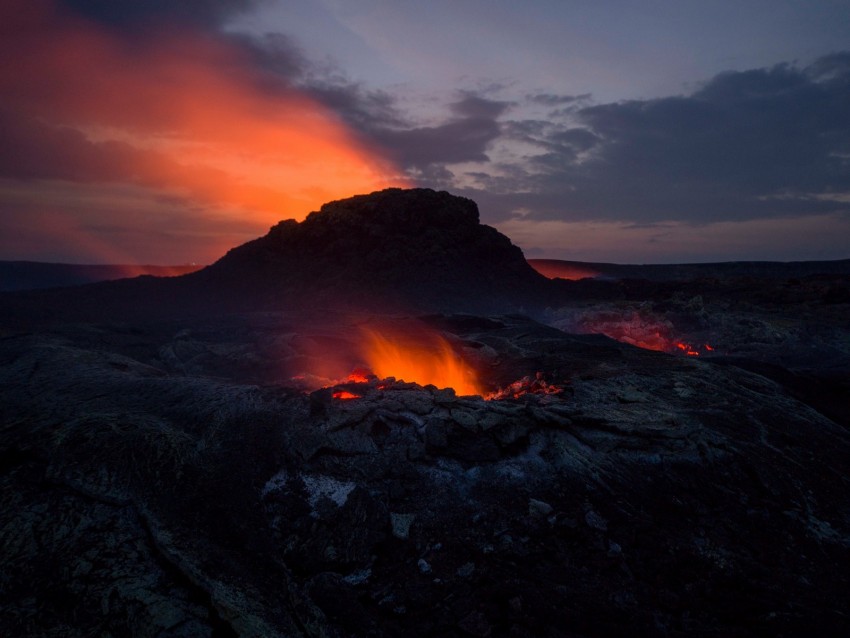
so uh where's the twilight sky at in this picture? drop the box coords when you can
[2,0,850,264]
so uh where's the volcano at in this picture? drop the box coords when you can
[1,189,849,637]
[200,188,551,313]
[0,189,550,327]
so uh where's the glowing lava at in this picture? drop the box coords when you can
[676,342,715,356]
[486,372,565,400]
[345,368,375,384]
[557,311,715,357]
[359,328,484,396]
[332,391,361,400]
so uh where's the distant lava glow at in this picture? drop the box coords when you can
[554,310,714,356]
[676,342,707,356]
[527,260,600,281]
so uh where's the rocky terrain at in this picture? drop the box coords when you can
[0,262,202,292]
[1,189,849,636]
[528,258,850,282]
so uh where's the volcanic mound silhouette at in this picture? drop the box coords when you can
[197,187,550,313]
[0,189,551,325]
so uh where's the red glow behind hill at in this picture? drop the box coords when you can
[0,0,407,264]
[527,259,600,280]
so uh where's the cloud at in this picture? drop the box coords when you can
[372,116,501,169]
[0,179,264,264]
[451,94,512,119]
[58,0,262,30]
[0,0,406,263]
[526,93,592,106]
[333,93,510,170]
[445,54,850,229]
[304,80,407,132]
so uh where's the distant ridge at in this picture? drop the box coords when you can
[529,258,850,281]
[0,261,203,292]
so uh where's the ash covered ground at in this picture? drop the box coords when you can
[1,189,849,637]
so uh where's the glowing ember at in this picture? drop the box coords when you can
[346,367,375,383]
[675,342,715,356]
[359,328,484,396]
[487,371,566,400]
[555,310,715,357]
[332,390,361,400]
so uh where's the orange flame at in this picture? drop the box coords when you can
[359,328,483,396]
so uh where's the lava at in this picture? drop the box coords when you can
[487,372,566,400]
[289,324,572,400]
[557,311,715,357]
[288,324,485,396]
[346,368,375,384]
[332,390,361,400]
[675,342,716,356]
[358,328,484,396]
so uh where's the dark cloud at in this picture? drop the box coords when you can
[454,54,850,225]
[372,117,501,168]
[229,31,310,83]
[451,95,512,119]
[361,94,508,169]
[526,93,592,106]
[298,84,507,169]
[549,128,600,152]
[59,0,262,29]
[304,80,407,132]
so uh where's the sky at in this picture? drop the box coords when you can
[1,0,849,264]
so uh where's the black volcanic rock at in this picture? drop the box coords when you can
[0,261,203,292]
[196,188,549,313]
[1,313,849,636]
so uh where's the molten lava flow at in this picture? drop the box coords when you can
[676,342,715,356]
[332,390,361,400]
[559,310,715,357]
[359,328,484,396]
[346,368,375,383]
[487,372,566,400]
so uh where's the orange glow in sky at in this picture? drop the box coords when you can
[0,0,407,264]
